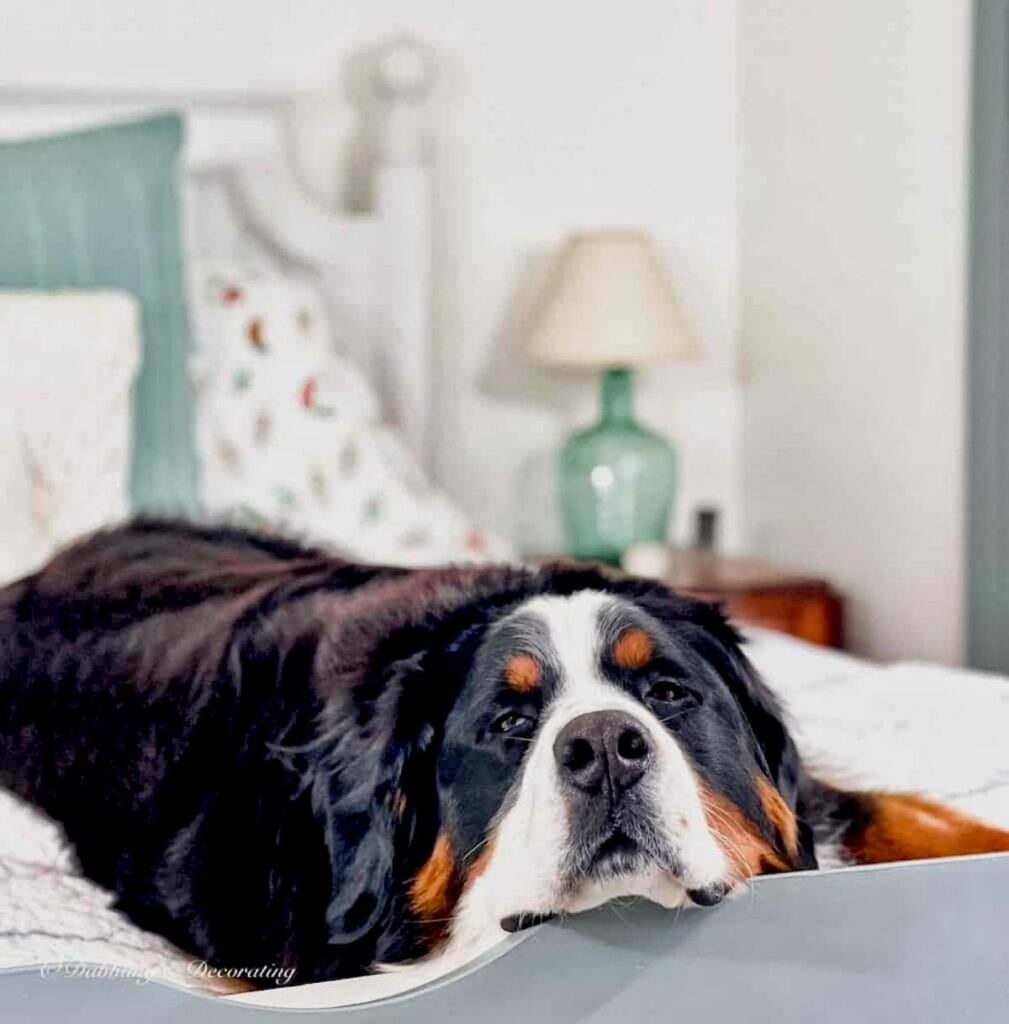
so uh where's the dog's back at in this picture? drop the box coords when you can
[0,520,331,807]
[0,520,402,977]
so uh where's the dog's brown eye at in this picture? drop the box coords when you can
[491,711,533,735]
[646,680,688,704]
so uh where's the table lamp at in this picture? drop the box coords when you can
[526,229,700,564]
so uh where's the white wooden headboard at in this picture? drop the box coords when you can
[0,35,436,472]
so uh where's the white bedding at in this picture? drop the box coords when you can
[0,291,139,583]
[2,629,1008,997]
[744,630,1009,829]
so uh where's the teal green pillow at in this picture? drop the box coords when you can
[0,113,199,515]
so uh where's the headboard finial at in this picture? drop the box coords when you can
[374,33,436,169]
[375,34,436,102]
[369,34,436,468]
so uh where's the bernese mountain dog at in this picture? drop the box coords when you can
[1,520,1007,987]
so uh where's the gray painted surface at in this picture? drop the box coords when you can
[2,854,1008,1023]
[968,0,1009,671]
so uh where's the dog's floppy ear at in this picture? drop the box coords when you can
[690,603,818,869]
[729,662,818,870]
[621,582,817,867]
[626,586,801,794]
[722,647,802,802]
[312,653,438,946]
[307,577,502,948]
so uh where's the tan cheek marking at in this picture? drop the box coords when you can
[410,831,498,950]
[612,628,654,670]
[699,785,790,879]
[505,653,542,692]
[410,832,461,941]
[756,776,800,861]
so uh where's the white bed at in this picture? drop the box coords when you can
[744,630,1009,829]
[0,37,438,470]
[0,37,511,574]
[2,36,1009,1008]
[2,627,1008,1002]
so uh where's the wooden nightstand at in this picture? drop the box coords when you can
[662,549,844,649]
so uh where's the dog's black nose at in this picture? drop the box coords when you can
[553,710,652,795]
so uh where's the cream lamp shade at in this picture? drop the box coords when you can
[526,229,700,369]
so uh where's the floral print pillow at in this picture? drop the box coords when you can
[191,264,509,566]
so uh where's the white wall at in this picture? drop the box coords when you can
[1,0,742,551]
[737,1,970,662]
[3,1,973,661]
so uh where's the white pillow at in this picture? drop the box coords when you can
[191,263,511,566]
[0,291,140,581]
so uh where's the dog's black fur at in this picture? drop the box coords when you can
[0,520,812,983]
[4,520,1004,986]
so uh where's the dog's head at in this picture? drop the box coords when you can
[311,568,814,964]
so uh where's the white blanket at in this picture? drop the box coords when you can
[2,630,1008,995]
[744,630,1009,829]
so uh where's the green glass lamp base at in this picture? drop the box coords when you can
[559,369,676,565]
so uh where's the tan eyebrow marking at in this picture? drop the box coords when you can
[505,653,542,692]
[612,627,654,669]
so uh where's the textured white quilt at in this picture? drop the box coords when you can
[2,630,1007,994]
[744,631,1009,830]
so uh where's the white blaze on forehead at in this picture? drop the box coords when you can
[521,590,610,694]
[429,590,729,974]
